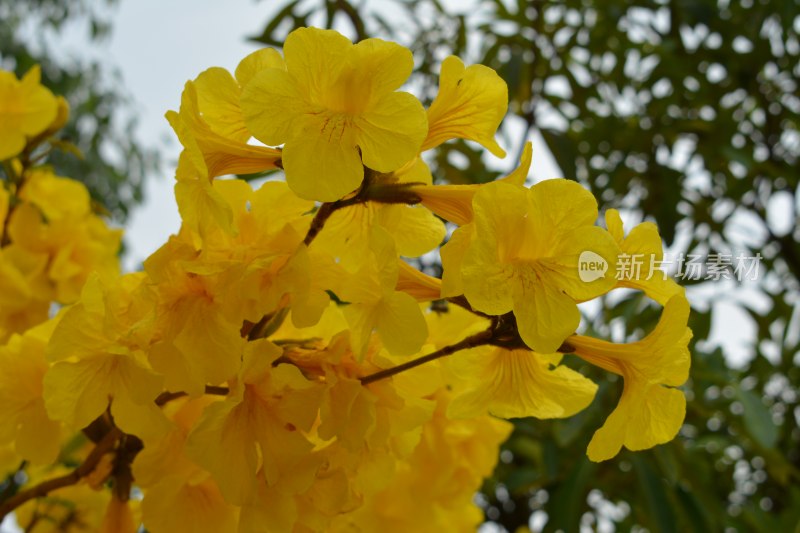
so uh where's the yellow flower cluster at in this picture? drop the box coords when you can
[0,68,121,343]
[0,27,692,532]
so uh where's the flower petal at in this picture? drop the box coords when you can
[423,56,507,157]
[512,271,581,353]
[356,91,427,172]
[282,122,363,201]
[448,348,597,419]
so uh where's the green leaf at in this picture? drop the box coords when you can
[736,386,778,449]
[540,128,577,179]
[544,457,594,533]
[248,0,302,46]
[632,454,677,533]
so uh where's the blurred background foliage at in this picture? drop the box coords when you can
[0,0,157,221]
[252,1,799,531]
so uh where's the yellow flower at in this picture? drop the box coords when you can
[0,249,50,342]
[144,234,248,396]
[330,390,512,533]
[308,151,444,273]
[415,141,532,226]
[99,496,138,533]
[447,348,597,420]
[241,27,428,202]
[133,396,238,533]
[448,179,619,353]
[43,274,169,440]
[168,51,283,180]
[0,318,62,464]
[0,66,58,160]
[421,55,508,157]
[141,477,237,533]
[311,333,434,454]
[18,167,91,220]
[395,260,441,302]
[337,228,428,357]
[0,169,122,303]
[311,201,445,272]
[605,208,684,304]
[194,48,285,144]
[7,169,122,302]
[570,294,692,461]
[166,70,281,235]
[185,338,322,504]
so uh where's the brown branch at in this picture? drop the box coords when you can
[2,381,233,516]
[0,427,122,519]
[446,295,492,318]
[154,384,230,407]
[303,202,339,246]
[302,175,425,246]
[360,328,494,385]
[358,307,580,385]
[0,462,27,504]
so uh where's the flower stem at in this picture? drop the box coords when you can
[154,384,230,406]
[360,328,493,385]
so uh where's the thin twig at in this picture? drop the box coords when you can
[0,462,27,505]
[301,176,425,246]
[360,328,494,385]
[154,384,230,407]
[303,196,364,246]
[446,295,492,318]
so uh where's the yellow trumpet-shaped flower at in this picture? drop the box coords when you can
[330,390,512,533]
[194,48,285,144]
[144,234,248,397]
[395,260,441,302]
[168,49,289,240]
[337,228,428,358]
[168,49,283,180]
[571,294,692,461]
[447,348,597,420]
[141,477,236,533]
[185,338,322,504]
[309,155,445,272]
[421,55,508,158]
[43,274,169,440]
[134,397,238,533]
[0,318,61,464]
[605,208,684,304]
[241,27,428,202]
[0,66,58,160]
[311,201,445,272]
[8,169,122,303]
[99,496,138,533]
[168,71,280,238]
[415,141,531,226]
[447,178,619,353]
